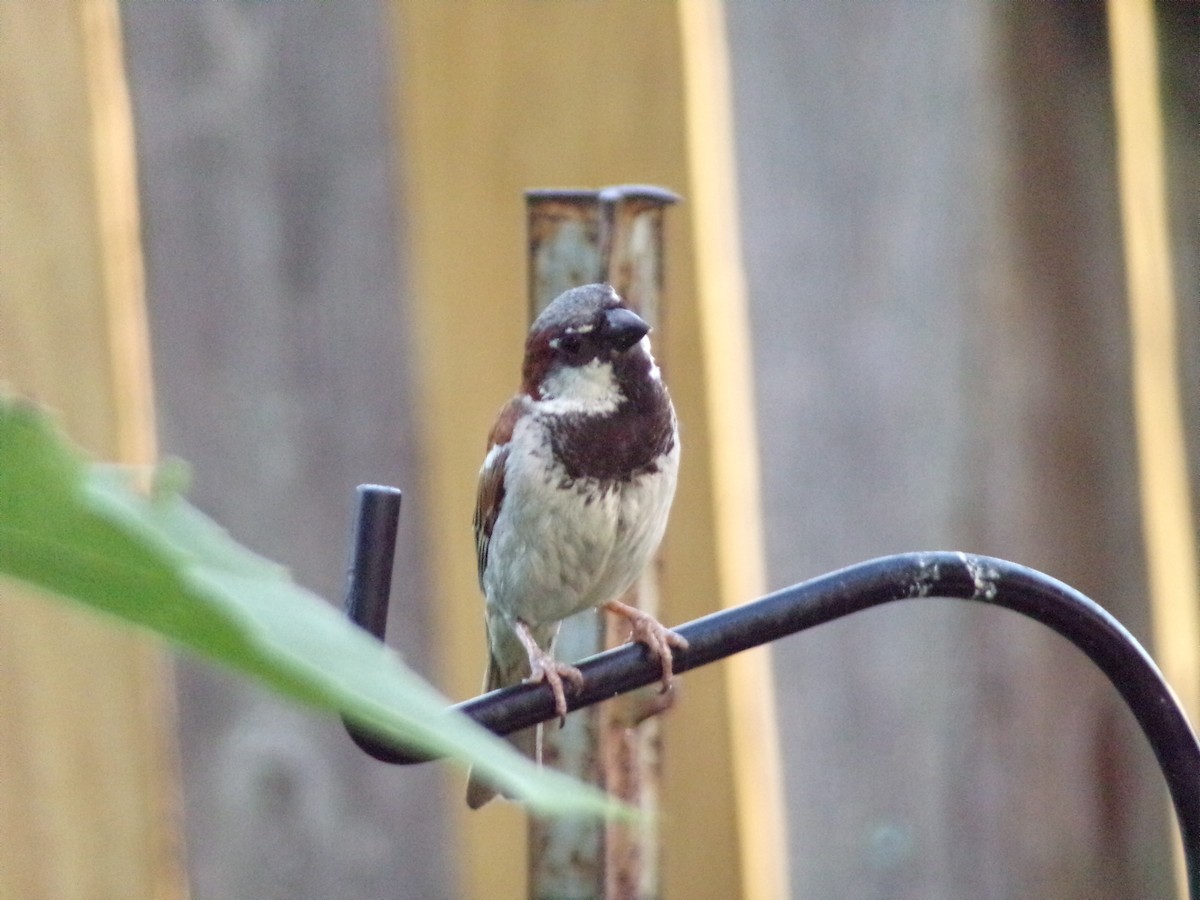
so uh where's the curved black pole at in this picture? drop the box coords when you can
[341,485,1200,896]
[339,484,407,760]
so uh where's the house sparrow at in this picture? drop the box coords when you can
[465,282,686,809]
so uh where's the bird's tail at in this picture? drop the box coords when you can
[465,650,540,809]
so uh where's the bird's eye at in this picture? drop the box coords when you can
[556,334,583,356]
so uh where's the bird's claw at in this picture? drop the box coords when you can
[515,620,583,726]
[604,599,689,693]
[527,655,584,726]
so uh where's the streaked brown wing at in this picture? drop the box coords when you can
[473,398,522,587]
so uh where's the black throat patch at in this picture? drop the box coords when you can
[546,351,676,483]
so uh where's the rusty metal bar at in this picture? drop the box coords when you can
[596,185,678,900]
[342,539,1200,898]
[524,188,608,897]
[524,184,678,900]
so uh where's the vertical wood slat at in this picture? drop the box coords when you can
[0,3,184,898]
[677,5,790,898]
[1108,1,1200,895]
[390,3,784,897]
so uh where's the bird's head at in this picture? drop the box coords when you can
[521,283,656,409]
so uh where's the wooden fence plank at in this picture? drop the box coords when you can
[726,2,1171,894]
[390,2,781,896]
[1108,2,1200,894]
[678,6,789,898]
[0,2,184,898]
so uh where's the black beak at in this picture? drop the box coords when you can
[603,307,650,352]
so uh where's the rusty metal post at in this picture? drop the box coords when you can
[525,185,678,900]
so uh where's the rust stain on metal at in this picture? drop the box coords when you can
[525,186,678,900]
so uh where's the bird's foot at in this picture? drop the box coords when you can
[603,599,689,692]
[515,620,583,726]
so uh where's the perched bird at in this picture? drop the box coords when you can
[466,282,687,808]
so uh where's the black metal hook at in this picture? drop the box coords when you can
[339,483,406,760]
[340,483,1200,896]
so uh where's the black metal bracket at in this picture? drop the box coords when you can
[340,484,1200,896]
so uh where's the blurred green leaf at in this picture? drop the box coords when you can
[0,397,626,819]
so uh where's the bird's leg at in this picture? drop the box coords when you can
[603,599,689,692]
[514,619,584,726]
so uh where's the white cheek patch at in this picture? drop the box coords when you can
[539,358,623,412]
[639,337,663,382]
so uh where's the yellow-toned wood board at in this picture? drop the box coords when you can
[0,3,184,898]
[389,2,784,897]
[1108,2,1199,895]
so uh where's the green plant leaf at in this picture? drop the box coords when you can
[0,397,627,819]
